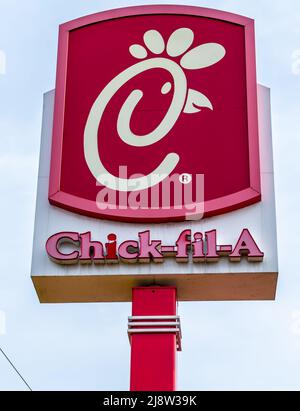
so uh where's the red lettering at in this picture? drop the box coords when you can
[80,232,105,264]
[230,229,264,262]
[46,232,80,264]
[138,231,163,263]
[176,230,191,262]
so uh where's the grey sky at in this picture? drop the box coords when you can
[0,0,300,390]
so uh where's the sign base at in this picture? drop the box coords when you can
[129,287,180,391]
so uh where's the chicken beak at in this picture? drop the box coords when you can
[183,89,213,113]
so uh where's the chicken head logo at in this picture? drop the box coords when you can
[50,8,261,222]
[84,28,226,192]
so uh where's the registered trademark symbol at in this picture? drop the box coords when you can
[179,173,192,184]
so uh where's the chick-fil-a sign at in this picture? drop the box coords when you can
[49,6,261,222]
[46,229,264,265]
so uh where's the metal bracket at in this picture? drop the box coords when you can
[128,315,182,352]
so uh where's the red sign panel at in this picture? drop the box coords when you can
[49,5,261,222]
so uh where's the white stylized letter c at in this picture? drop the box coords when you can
[84,58,187,192]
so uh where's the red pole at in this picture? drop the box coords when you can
[129,286,180,392]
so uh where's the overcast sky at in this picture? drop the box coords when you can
[0,0,300,391]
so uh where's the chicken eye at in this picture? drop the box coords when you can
[161,82,172,95]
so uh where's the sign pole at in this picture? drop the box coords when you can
[128,286,181,391]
